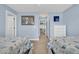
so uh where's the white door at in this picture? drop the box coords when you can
[6,16,16,37]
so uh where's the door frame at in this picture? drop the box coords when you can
[5,10,16,37]
[39,14,48,36]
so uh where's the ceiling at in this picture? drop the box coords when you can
[7,4,73,13]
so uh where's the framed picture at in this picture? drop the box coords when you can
[54,16,59,22]
[21,16,34,25]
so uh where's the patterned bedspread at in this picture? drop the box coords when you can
[0,37,32,54]
[48,37,79,54]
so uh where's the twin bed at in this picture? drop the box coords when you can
[0,37,32,54]
[48,36,79,54]
[1,36,79,54]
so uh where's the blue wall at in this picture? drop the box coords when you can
[48,13,63,38]
[0,4,40,39]
[1,4,79,38]
[0,4,17,37]
[17,13,40,39]
[0,5,5,37]
[63,5,79,36]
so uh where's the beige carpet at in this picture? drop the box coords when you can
[32,33,48,54]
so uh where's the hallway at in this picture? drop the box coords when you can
[32,33,48,54]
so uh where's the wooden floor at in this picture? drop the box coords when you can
[32,33,48,54]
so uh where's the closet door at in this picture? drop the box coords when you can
[6,16,16,37]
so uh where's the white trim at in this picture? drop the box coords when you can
[5,10,16,37]
[39,14,48,36]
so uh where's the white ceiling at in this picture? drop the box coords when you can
[7,4,73,13]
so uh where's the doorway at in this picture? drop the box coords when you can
[39,15,47,36]
[32,15,48,54]
[6,11,16,38]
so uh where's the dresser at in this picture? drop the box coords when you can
[54,25,66,37]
